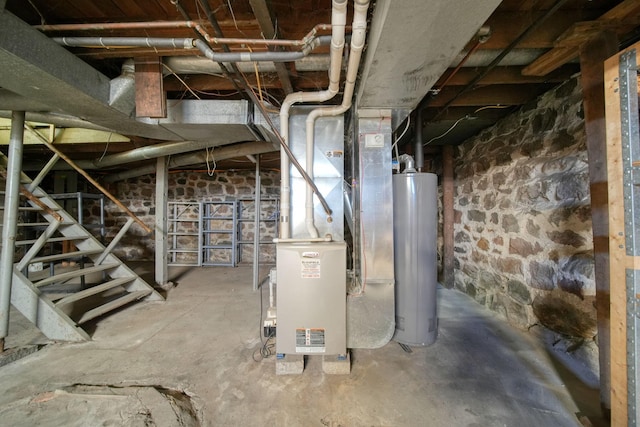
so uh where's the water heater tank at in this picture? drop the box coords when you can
[392,172,438,346]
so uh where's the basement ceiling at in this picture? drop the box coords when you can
[1,0,639,173]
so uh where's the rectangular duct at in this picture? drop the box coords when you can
[288,108,344,241]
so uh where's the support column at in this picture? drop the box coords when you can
[155,156,169,287]
[0,111,25,352]
[253,154,261,291]
[442,145,454,289]
[579,31,618,419]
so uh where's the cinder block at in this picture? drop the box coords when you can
[275,354,304,375]
[322,353,351,375]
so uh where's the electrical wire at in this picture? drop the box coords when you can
[253,275,276,362]
[227,0,239,31]
[27,0,46,25]
[162,63,201,99]
[473,105,511,113]
[421,105,511,146]
[391,114,411,152]
[194,89,242,97]
[97,132,113,163]
[205,147,216,176]
[423,115,470,146]
[246,46,264,103]
[253,334,275,361]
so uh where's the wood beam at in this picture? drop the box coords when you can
[434,64,578,87]
[135,57,166,118]
[249,0,294,94]
[604,39,640,427]
[422,106,514,123]
[163,72,330,92]
[480,11,608,50]
[579,30,618,421]
[523,0,640,76]
[0,121,129,145]
[427,84,554,107]
[442,145,455,289]
[522,46,577,77]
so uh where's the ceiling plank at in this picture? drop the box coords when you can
[163,72,330,92]
[480,11,607,50]
[434,64,578,86]
[425,84,553,107]
[249,0,294,95]
[422,106,516,122]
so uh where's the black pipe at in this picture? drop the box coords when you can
[415,108,423,171]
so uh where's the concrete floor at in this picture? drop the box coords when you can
[0,264,604,426]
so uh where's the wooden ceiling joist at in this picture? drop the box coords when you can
[523,0,640,76]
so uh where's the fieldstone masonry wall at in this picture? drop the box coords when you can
[453,77,598,377]
[93,170,279,264]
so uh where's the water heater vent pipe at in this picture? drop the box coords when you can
[397,154,416,173]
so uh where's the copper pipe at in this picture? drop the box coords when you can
[434,39,482,92]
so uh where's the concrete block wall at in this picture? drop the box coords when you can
[96,169,280,264]
[453,76,599,379]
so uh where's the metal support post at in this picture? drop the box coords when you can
[253,155,261,291]
[155,156,169,286]
[619,49,640,427]
[0,111,25,352]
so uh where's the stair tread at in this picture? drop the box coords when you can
[16,236,86,245]
[34,263,120,288]
[0,206,60,211]
[77,290,151,324]
[55,277,137,307]
[29,249,104,264]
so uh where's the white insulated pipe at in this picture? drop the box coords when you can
[304,0,370,238]
[279,0,347,239]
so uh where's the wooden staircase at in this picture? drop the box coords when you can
[0,152,163,341]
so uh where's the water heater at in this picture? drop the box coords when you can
[392,172,438,346]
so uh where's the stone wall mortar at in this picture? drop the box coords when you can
[453,76,597,345]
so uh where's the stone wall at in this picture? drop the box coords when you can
[94,169,280,264]
[453,76,598,378]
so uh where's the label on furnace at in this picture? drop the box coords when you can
[301,259,321,279]
[295,328,326,353]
